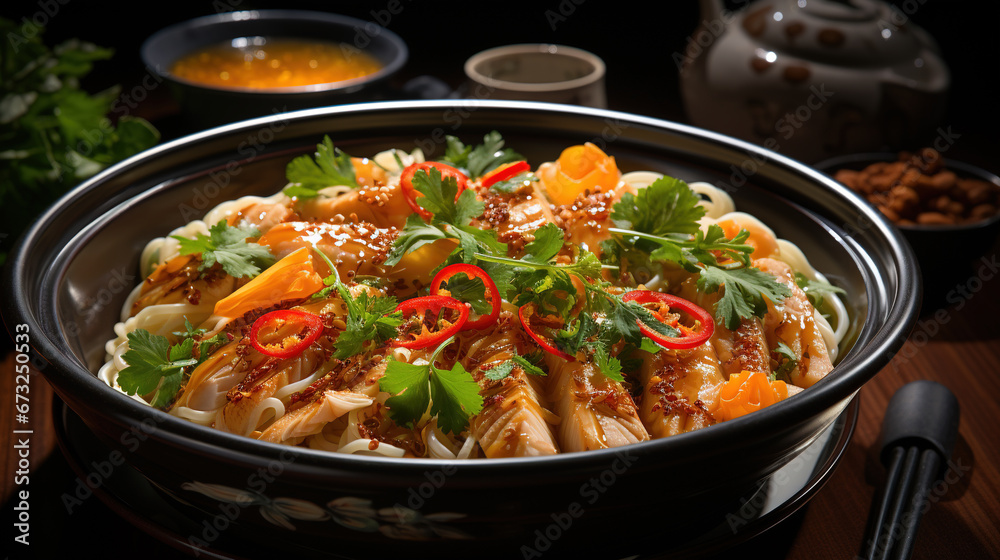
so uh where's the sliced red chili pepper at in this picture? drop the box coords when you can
[518,304,575,362]
[480,160,531,189]
[249,309,325,359]
[621,290,715,349]
[400,162,470,221]
[393,295,469,349]
[430,263,501,331]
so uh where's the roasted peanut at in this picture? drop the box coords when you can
[916,212,955,225]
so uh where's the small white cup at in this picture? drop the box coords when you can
[463,44,607,108]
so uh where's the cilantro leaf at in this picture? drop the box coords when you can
[413,167,484,225]
[436,272,492,316]
[386,168,505,266]
[429,362,485,435]
[611,176,705,236]
[118,329,197,409]
[521,223,566,264]
[379,342,484,435]
[771,341,798,382]
[698,266,793,330]
[794,272,846,310]
[173,220,275,278]
[594,345,625,382]
[380,360,431,428]
[331,283,403,361]
[483,354,548,382]
[284,135,357,197]
[383,214,448,266]
[441,131,524,178]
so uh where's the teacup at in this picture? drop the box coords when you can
[463,44,607,108]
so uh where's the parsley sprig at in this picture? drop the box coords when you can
[283,135,357,198]
[474,224,669,380]
[310,247,402,361]
[172,220,275,278]
[603,176,791,329]
[378,336,484,435]
[117,320,228,408]
[384,166,506,266]
[440,131,524,179]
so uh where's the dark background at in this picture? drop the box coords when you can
[4,0,998,169]
[2,2,999,559]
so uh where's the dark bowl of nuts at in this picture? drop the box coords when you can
[816,148,1000,307]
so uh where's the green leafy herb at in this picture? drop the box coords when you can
[436,272,491,316]
[771,341,798,382]
[441,131,524,178]
[483,353,548,382]
[489,172,537,195]
[697,266,792,330]
[794,272,846,310]
[385,167,505,266]
[604,175,791,328]
[379,337,484,435]
[331,283,403,361]
[283,135,357,197]
[594,345,625,382]
[118,330,196,408]
[611,176,706,237]
[0,18,160,265]
[172,220,275,278]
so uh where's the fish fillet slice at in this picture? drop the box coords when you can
[545,356,649,453]
[754,258,834,388]
[636,342,725,438]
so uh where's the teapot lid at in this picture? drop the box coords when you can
[741,0,943,69]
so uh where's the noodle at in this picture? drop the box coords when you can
[98,139,851,459]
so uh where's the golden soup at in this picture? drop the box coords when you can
[169,37,383,89]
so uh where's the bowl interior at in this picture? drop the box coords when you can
[141,10,409,93]
[6,102,919,475]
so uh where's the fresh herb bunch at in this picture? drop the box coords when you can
[0,18,160,265]
[602,177,792,329]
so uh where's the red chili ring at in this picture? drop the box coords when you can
[393,295,470,349]
[621,290,714,349]
[480,160,531,189]
[430,263,502,331]
[400,162,470,221]
[249,309,325,359]
[518,304,575,362]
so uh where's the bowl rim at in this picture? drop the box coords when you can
[140,9,409,95]
[814,150,1000,232]
[4,100,921,473]
[463,43,606,93]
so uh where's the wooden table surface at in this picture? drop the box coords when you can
[3,3,999,558]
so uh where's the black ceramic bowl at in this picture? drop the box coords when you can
[815,152,1000,307]
[141,10,409,126]
[3,101,919,559]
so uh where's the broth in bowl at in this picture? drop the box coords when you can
[169,37,384,90]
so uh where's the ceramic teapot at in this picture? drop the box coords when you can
[678,0,950,163]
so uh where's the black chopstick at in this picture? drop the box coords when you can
[860,381,960,560]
